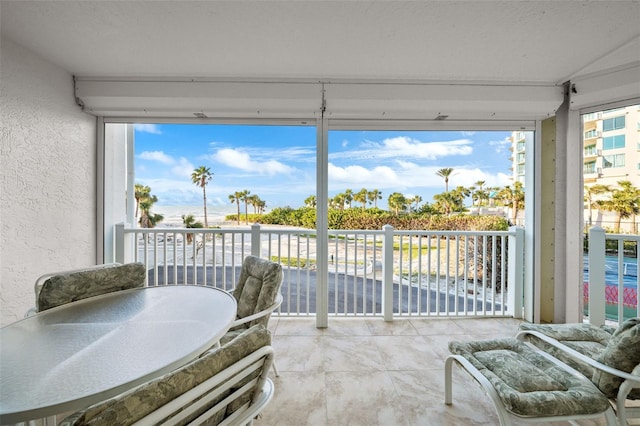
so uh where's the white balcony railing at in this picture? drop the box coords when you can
[113,223,638,322]
[586,227,640,325]
[115,223,525,319]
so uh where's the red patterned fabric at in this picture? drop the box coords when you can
[583,283,638,309]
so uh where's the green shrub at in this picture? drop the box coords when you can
[258,207,509,231]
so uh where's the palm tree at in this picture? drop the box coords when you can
[181,214,203,243]
[256,199,267,214]
[436,168,454,192]
[584,184,610,227]
[433,192,458,215]
[411,195,422,212]
[354,188,368,208]
[229,191,243,225]
[240,190,251,224]
[134,184,151,219]
[304,195,317,208]
[343,189,354,208]
[597,180,640,233]
[472,181,486,207]
[498,182,525,224]
[367,189,382,208]
[332,193,346,210]
[248,194,262,214]
[388,192,407,214]
[191,166,213,228]
[138,194,163,228]
[453,185,471,206]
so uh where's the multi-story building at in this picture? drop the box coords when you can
[511,104,640,231]
[582,106,640,187]
[509,130,528,186]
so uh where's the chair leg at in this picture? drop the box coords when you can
[272,360,280,377]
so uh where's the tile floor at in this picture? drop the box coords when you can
[256,316,610,426]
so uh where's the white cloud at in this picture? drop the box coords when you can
[171,157,195,178]
[328,163,399,188]
[213,148,295,175]
[134,124,162,134]
[138,152,194,178]
[382,137,473,159]
[138,150,175,165]
[332,136,473,161]
[328,160,513,196]
[136,178,202,205]
[489,137,513,154]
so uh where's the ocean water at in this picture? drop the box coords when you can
[153,205,240,226]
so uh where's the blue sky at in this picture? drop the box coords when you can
[134,123,515,210]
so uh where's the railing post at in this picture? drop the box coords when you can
[507,226,524,318]
[588,226,607,326]
[114,222,135,264]
[115,222,125,264]
[251,224,261,257]
[382,224,394,322]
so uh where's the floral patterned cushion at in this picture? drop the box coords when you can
[517,322,613,377]
[59,325,271,426]
[519,319,640,400]
[592,318,640,399]
[37,263,146,311]
[449,338,611,417]
[233,256,283,328]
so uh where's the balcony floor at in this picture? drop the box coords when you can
[258,316,608,426]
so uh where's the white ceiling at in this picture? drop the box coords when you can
[2,1,639,120]
[2,0,639,84]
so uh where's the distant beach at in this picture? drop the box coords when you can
[153,205,240,228]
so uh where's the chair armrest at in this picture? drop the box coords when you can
[231,294,283,328]
[516,329,640,384]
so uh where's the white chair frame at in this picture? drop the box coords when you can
[226,293,283,377]
[229,293,283,329]
[445,343,618,426]
[132,346,275,426]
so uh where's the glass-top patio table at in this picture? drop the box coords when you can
[0,285,237,424]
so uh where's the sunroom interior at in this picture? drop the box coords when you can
[2,0,640,328]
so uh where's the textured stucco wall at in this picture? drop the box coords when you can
[0,37,97,326]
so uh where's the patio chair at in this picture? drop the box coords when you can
[446,337,617,425]
[517,318,640,425]
[59,324,274,426]
[26,262,146,315]
[219,255,283,376]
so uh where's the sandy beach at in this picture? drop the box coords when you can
[153,205,238,228]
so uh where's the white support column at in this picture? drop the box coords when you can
[315,114,329,328]
[555,81,583,323]
[524,123,540,323]
[564,102,584,323]
[102,123,131,264]
[126,125,136,225]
